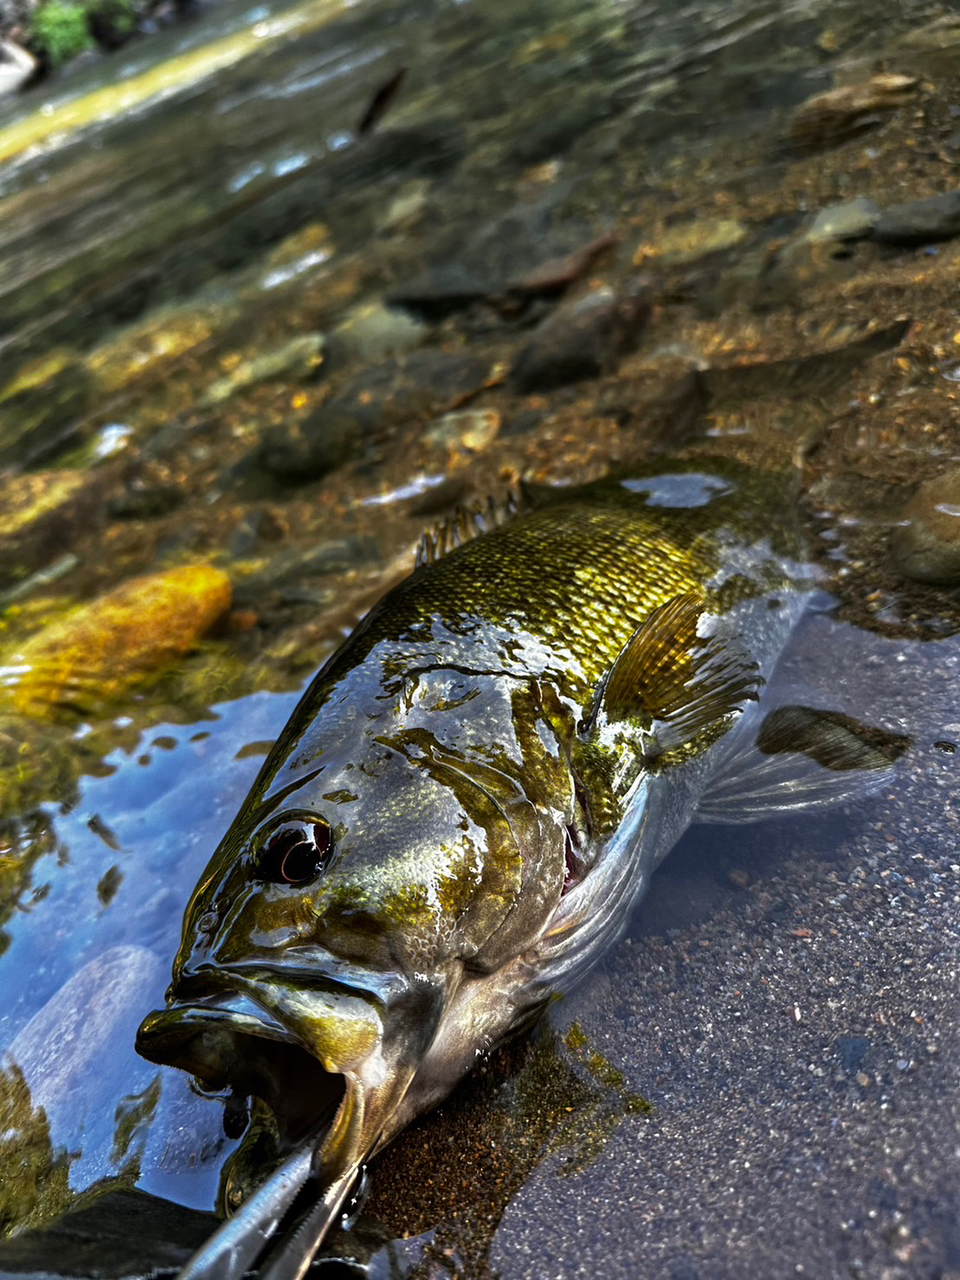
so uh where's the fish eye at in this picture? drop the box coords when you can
[256,817,332,886]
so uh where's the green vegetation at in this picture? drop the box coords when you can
[32,2,95,68]
[31,0,140,70]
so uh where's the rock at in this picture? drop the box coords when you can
[325,301,428,371]
[87,301,228,394]
[199,333,324,407]
[7,947,164,1139]
[259,410,357,483]
[0,349,95,468]
[511,285,650,393]
[257,224,334,291]
[0,470,102,595]
[900,14,960,51]
[390,190,607,319]
[639,217,747,265]
[0,38,35,96]
[260,348,491,483]
[4,565,232,718]
[377,179,431,233]
[424,408,501,457]
[107,481,184,520]
[789,73,917,151]
[507,231,618,296]
[872,190,960,246]
[807,197,881,243]
[891,469,960,584]
[0,1188,217,1279]
[508,92,612,165]
[236,536,381,600]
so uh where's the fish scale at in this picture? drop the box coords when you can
[137,454,905,1280]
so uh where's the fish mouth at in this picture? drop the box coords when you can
[137,966,444,1276]
[136,991,347,1155]
[137,973,387,1280]
[136,965,395,1189]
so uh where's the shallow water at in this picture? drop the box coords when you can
[2,0,960,1275]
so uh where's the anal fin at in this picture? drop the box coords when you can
[696,704,911,824]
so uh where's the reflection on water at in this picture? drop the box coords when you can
[1,0,960,1273]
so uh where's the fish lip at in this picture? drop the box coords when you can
[176,956,407,1006]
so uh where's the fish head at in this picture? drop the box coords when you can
[136,658,578,1204]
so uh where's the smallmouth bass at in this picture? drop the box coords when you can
[136,456,905,1278]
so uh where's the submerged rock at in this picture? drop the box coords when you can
[642,217,747,265]
[424,408,501,458]
[199,333,323,407]
[0,470,98,594]
[807,197,881,243]
[3,565,232,717]
[389,192,608,319]
[7,946,164,1140]
[0,349,95,468]
[511,285,650,393]
[325,301,428,371]
[789,73,917,151]
[260,348,491,483]
[873,190,960,246]
[891,468,960,584]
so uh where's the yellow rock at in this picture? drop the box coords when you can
[4,566,232,718]
[637,218,747,266]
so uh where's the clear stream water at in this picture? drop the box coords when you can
[2,1,960,1276]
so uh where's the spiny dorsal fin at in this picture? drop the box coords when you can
[415,489,521,569]
[596,591,761,751]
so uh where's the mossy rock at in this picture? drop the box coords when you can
[2,565,232,719]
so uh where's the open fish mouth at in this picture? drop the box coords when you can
[137,973,397,1279]
[136,992,347,1157]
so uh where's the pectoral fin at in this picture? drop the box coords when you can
[591,592,761,753]
[697,704,911,823]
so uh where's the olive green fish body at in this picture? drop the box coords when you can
[139,458,868,1278]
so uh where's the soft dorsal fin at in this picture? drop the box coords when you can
[415,490,520,569]
[696,704,911,823]
[591,591,761,751]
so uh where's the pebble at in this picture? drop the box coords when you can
[872,189,960,246]
[424,409,501,456]
[807,197,881,243]
[890,468,960,583]
[325,301,428,371]
[640,217,747,265]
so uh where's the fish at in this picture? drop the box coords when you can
[136,454,907,1278]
